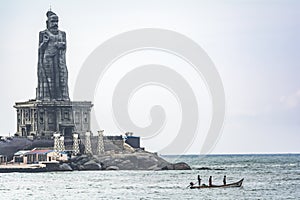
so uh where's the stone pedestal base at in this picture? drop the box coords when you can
[14,99,93,138]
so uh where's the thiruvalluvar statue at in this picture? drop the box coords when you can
[36,10,70,101]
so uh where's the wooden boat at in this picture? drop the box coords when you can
[189,178,244,189]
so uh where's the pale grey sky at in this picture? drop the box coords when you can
[0,0,299,154]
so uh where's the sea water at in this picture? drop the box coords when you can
[0,154,299,199]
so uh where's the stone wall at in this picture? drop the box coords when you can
[14,100,92,138]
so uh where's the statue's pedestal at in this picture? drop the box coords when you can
[14,100,93,138]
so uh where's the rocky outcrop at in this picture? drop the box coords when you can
[82,160,102,170]
[58,163,73,171]
[1,136,192,172]
[106,166,119,170]
[69,152,191,171]
[161,162,192,170]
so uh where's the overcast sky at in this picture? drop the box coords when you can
[0,0,299,154]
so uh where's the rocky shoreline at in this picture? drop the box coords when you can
[67,151,191,171]
[0,136,191,172]
[0,152,191,173]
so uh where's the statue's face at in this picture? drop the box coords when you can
[48,15,59,30]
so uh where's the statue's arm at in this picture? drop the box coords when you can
[63,31,66,50]
[57,31,66,50]
[39,31,49,51]
[38,32,46,81]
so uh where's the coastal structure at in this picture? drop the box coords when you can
[0,9,192,173]
[125,132,141,149]
[84,132,93,155]
[97,130,105,155]
[1,10,143,161]
[12,149,67,164]
[72,134,80,155]
[9,10,136,156]
[13,10,93,139]
[0,155,7,164]
[25,149,68,164]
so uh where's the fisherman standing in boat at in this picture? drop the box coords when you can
[223,175,227,185]
[209,176,212,186]
[197,175,201,186]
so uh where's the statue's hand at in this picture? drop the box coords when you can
[56,42,66,49]
[39,33,49,50]
[43,34,49,43]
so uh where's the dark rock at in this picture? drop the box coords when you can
[196,167,225,170]
[161,162,191,170]
[69,162,79,170]
[80,160,102,170]
[77,165,85,170]
[119,159,135,170]
[73,155,91,165]
[197,167,212,170]
[106,166,119,170]
[59,163,73,171]
[43,162,73,171]
[147,164,160,170]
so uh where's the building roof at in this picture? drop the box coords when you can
[14,150,30,156]
[25,149,53,155]
[126,136,140,138]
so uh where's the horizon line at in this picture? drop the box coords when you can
[161,152,300,156]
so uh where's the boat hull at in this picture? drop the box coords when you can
[190,178,244,189]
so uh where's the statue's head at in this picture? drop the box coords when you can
[46,11,59,33]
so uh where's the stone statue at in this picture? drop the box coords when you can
[36,10,70,101]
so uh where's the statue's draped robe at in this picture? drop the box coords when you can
[37,29,70,101]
